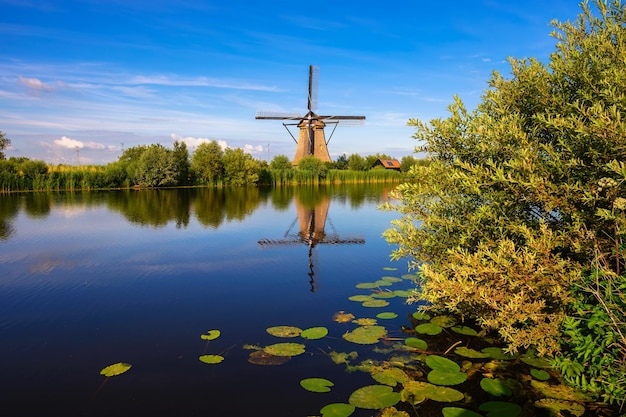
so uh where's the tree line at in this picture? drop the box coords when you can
[0,133,421,192]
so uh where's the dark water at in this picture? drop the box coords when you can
[0,184,417,417]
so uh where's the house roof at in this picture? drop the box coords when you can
[376,159,401,169]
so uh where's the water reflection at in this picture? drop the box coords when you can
[258,188,365,291]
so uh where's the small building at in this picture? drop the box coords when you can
[373,159,401,171]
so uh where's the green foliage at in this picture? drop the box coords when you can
[172,140,191,185]
[269,154,292,170]
[191,141,224,185]
[0,131,11,159]
[134,144,178,187]
[382,0,626,403]
[348,153,368,171]
[297,156,327,178]
[222,147,261,186]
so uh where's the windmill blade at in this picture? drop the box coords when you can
[256,111,303,120]
[308,65,319,112]
[318,116,366,126]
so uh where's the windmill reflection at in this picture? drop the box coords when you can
[258,195,365,292]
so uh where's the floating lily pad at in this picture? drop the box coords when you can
[374,279,394,287]
[383,267,398,271]
[428,369,468,386]
[348,385,401,409]
[371,292,396,299]
[480,378,512,397]
[405,337,428,350]
[530,368,550,381]
[329,351,358,365]
[412,311,431,321]
[356,282,380,289]
[266,326,302,338]
[380,276,402,283]
[377,312,398,319]
[371,367,410,386]
[402,273,419,280]
[100,362,131,377]
[353,318,378,326]
[426,355,460,372]
[348,295,374,302]
[415,323,442,335]
[198,354,224,364]
[320,403,356,417]
[362,299,390,308]
[451,325,478,336]
[342,326,387,345]
[431,315,457,328]
[534,399,584,416]
[333,311,355,323]
[520,356,552,368]
[394,290,414,297]
[247,351,290,365]
[455,347,490,359]
[530,380,593,401]
[200,329,221,341]
[300,377,334,393]
[402,381,464,403]
[479,401,522,417]
[263,342,306,357]
[301,326,328,340]
[482,347,517,360]
[442,407,482,417]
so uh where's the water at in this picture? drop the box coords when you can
[0,184,415,417]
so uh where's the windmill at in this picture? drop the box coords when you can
[256,65,365,166]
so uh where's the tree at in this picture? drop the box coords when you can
[192,141,224,185]
[365,153,393,169]
[0,131,11,159]
[331,153,349,170]
[269,154,293,170]
[173,140,191,185]
[382,0,626,402]
[222,147,261,186]
[134,144,178,187]
[297,156,326,177]
[400,155,418,173]
[347,153,367,171]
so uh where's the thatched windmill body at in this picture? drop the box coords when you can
[256,65,365,166]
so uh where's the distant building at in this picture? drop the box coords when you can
[373,159,401,171]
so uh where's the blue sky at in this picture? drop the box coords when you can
[1,0,586,165]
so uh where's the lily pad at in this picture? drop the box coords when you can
[200,329,221,340]
[356,282,380,289]
[412,311,431,321]
[451,325,479,336]
[455,347,490,359]
[482,347,517,360]
[428,369,467,386]
[394,290,414,297]
[371,367,411,386]
[530,368,550,381]
[534,399,584,416]
[380,276,402,283]
[342,325,387,345]
[401,381,464,403]
[362,299,390,308]
[300,377,334,393]
[377,312,398,319]
[320,403,356,417]
[415,323,442,335]
[100,362,132,377]
[431,315,457,328]
[405,337,428,350]
[198,354,224,364]
[333,311,355,323]
[371,292,396,299]
[426,355,460,372]
[383,267,398,271]
[353,318,378,326]
[480,378,512,397]
[301,326,328,340]
[374,279,394,287]
[520,356,552,368]
[348,385,401,409]
[479,401,522,417]
[442,407,483,417]
[266,326,302,338]
[263,342,306,357]
[247,351,290,365]
[348,295,374,302]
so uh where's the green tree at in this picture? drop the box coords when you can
[222,147,261,186]
[134,144,178,187]
[347,153,367,171]
[382,2,626,405]
[297,156,326,177]
[0,131,10,159]
[269,154,293,170]
[365,153,393,169]
[192,141,224,185]
[400,155,418,173]
[331,153,349,170]
[173,140,191,185]
[118,145,148,181]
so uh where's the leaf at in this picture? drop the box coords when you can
[412,311,431,321]
[342,325,387,345]
[348,295,374,302]
[451,325,479,336]
[247,351,290,366]
[415,323,442,335]
[431,315,457,328]
[371,367,411,386]
[401,381,464,402]
[480,378,512,397]
[427,369,467,386]
[479,401,522,417]
[356,282,380,289]
[530,368,550,381]
[198,354,224,364]
[263,342,306,357]
[481,347,517,360]
[441,407,483,417]
[426,355,460,372]
[455,347,490,359]
[348,385,401,409]
[320,403,355,417]
[380,276,402,283]
[352,318,378,326]
[100,362,132,377]
[394,290,414,297]
[377,312,398,319]
[266,326,302,338]
[300,377,334,393]
[200,329,221,340]
[333,311,355,323]
[405,337,428,350]
[362,299,390,308]
[301,326,328,340]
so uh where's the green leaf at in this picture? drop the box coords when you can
[300,377,334,392]
[342,325,387,345]
[301,326,328,340]
[200,329,221,340]
[415,323,442,335]
[100,362,131,377]
[320,403,355,417]
[371,367,410,386]
[412,311,431,321]
[480,378,512,397]
[431,315,457,328]
[482,347,517,360]
[348,385,401,409]
[263,342,306,356]
[451,325,479,336]
[442,407,483,417]
[455,347,490,359]
[405,337,428,350]
[530,368,551,381]
[376,312,398,319]
[479,401,522,417]
[427,369,467,386]
[362,299,390,308]
[266,326,302,338]
[401,381,464,403]
[348,295,374,302]
[426,355,460,372]
[198,354,224,364]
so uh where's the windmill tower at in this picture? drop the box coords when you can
[256,65,365,166]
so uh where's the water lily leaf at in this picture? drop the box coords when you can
[198,354,224,364]
[520,356,552,368]
[426,355,460,372]
[374,279,394,287]
[479,401,522,417]
[481,347,517,360]
[264,342,306,356]
[300,377,334,393]
[320,402,356,417]
[455,347,490,359]
[371,367,410,386]
[362,299,390,308]
[266,326,302,338]
[200,329,221,340]
[412,311,431,321]
[383,267,398,271]
[372,292,396,299]
[442,407,483,417]
[480,378,512,397]
[353,318,377,326]
[342,325,387,345]
[401,381,464,402]
[247,351,290,365]
[100,362,131,377]
[530,368,550,381]
[394,290,414,297]
[428,369,467,386]
[333,311,355,323]
[380,276,402,283]
[534,399,584,416]
[329,351,358,365]
[451,325,478,336]
[301,326,328,340]
[377,312,398,319]
[405,337,428,350]
[431,315,457,328]
[356,282,379,289]
[530,380,592,401]
[348,295,374,302]
[348,385,401,409]
[415,323,442,335]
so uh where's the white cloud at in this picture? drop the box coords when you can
[18,75,54,91]
[244,144,264,154]
[170,133,228,150]
[54,136,84,149]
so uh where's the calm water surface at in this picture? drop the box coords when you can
[0,184,416,417]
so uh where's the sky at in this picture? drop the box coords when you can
[0,0,587,165]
